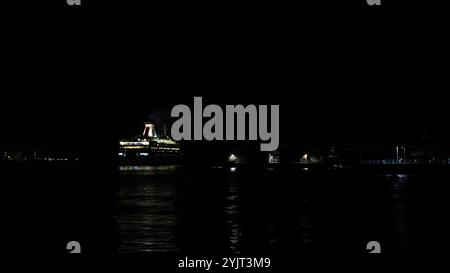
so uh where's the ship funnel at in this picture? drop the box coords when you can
[143,123,157,138]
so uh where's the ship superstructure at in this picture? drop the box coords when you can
[119,123,181,164]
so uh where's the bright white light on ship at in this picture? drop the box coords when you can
[228,154,237,162]
[302,154,308,161]
[120,141,150,146]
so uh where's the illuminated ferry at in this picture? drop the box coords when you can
[119,123,182,165]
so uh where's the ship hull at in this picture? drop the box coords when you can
[118,156,183,166]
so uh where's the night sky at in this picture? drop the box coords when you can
[1,0,449,158]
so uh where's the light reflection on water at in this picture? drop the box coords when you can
[115,165,412,254]
[389,173,409,252]
[115,172,179,253]
[298,190,313,253]
[224,177,242,254]
[119,165,181,176]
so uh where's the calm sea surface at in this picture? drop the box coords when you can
[114,165,450,255]
[2,163,450,256]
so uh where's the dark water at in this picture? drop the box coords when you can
[2,163,450,257]
[114,165,450,255]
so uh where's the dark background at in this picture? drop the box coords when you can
[1,0,448,162]
[1,1,450,267]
